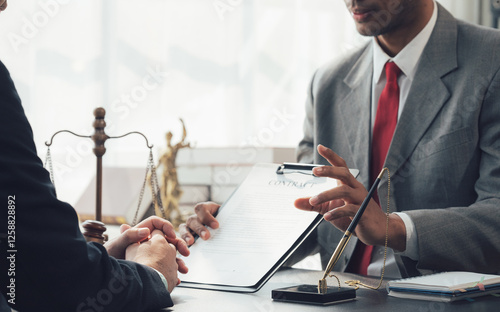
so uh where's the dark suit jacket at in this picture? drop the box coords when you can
[0,61,172,311]
[297,4,500,276]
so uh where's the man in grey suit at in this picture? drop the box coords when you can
[294,0,500,277]
[180,0,500,277]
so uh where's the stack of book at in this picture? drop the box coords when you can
[387,271,500,302]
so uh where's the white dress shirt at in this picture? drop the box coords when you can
[152,268,170,292]
[367,1,438,278]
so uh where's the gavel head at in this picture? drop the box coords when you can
[81,220,107,244]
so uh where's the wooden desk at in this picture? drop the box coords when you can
[169,268,500,311]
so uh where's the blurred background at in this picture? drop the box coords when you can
[0,0,495,212]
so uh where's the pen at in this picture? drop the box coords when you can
[319,168,387,292]
[276,162,322,174]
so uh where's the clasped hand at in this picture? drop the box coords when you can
[104,216,190,292]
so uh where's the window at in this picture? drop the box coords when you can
[0,0,481,188]
[0,0,367,151]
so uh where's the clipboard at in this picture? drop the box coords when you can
[178,163,359,293]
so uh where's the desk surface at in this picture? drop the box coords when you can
[169,268,500,312]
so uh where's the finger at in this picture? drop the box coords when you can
[199,201,221,214]
[186,215,211,240]
[312,166,358,188]
[134,216,176,239]
[166,237,190,257]
[317,144,348,168]
[294,197,315,211]
[194,202,220,229]
[178,223,195,246]
[309,184,359,206]
[114,227,150,251]
[120,224,131,234]
[176,257,189,274]
[294,197,331,214]
[150,229,166,239]
[323,204,359,222]
[147,229,189,259]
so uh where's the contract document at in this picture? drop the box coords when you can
[179,163,359,292]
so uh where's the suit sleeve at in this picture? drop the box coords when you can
[405,66,500,274]
[0,61,173,311]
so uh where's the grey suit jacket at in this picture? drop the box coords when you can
[297,4,500,276]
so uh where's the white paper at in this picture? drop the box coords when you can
[180,163,355,288]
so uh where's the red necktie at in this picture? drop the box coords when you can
[348,61,401,276]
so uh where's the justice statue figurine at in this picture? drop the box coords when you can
[154,118,191,228]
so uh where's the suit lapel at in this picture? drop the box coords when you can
[381,5,459,198]
[338,44,373,188]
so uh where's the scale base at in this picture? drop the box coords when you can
[272,284,356,305]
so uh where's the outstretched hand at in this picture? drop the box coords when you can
[294,145,406,251]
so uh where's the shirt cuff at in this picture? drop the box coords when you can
[393,212,419,261]
[151,268,169,292]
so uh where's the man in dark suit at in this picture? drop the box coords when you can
[180,0,500,278]
[0,1,189,310]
